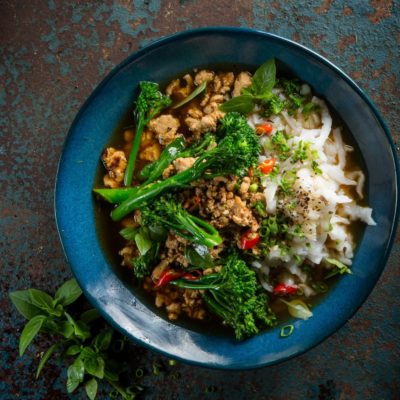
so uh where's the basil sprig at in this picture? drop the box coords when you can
[220,58,276,114]
[10,279,143,400]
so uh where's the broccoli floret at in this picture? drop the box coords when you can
[132,242,161,279]
[137,133,216,184]
[172,251,276,340]
[140,194,222,248]
[124,81,172,186]
[110,112,261,221]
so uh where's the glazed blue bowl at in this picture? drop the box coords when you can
[55,27,399,369]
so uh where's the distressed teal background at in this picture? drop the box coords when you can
[1,1,399,399]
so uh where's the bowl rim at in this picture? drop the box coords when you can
[55,26,400,370]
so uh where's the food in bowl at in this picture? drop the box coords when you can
[93,59,375,340]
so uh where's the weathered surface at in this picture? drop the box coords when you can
[0,1,399,399]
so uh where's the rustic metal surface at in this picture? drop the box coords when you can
[1,1,399,399]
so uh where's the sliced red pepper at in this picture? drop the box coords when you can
[273,283,298,296]
[256,123,273,135]
[240,230,260,250]
[259,158,276,174]
[155,269,198,288]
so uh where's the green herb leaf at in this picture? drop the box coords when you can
[81,346,97,360]
[67,358,85,393]
[172,81,207,109]
[104,368,119,382]
[65,344,82,356]
[92,331,112,352]
[54,279,82,307]
[64,312,91,340]
[219,95,255,114]
[9,290,42,320]
[19,315,46,356]
[79,309,101,324]
[248,58,276,96]
[28,289,55,314]
[85,356,105,379]
[119,227,138,241]
[135,230,152,256]
[85,378,98,400]
[36,343,59,379]
[148,224,168,242]
[59,321,74,339]
[325,258,352,278]
[184,244,214,269]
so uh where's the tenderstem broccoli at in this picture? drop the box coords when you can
[107,112,260,221]
[137,133,216,184]
[123,81,172,187]
[172,251,277,340]
[140,195,222,248]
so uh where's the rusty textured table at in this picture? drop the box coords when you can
[1,1,399,399]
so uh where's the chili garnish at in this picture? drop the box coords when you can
[259,158,276,174]
[240,230,260,250]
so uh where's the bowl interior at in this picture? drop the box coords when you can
[55,28,399,369]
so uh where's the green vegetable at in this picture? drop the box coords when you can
[172,251,277,340]
[280,299,313,320]
[138,133,216,184]
[108,112,260,221]
[220,59,276,114]
[280,324,294,337]
[124,81,172,186]
[324,258,352,279]
[184,244,214,269]
[134,230,152,255]
[140,194,222,248]
[9,279,143,399]
[137,136,186,183]
[172,80,207,109]
[132,241,161,279]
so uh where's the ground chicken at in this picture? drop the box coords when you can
[166,74,194,99]
[194,70,215,86]
[101,147,127,188]
[138,142,162,161]
[172,157,197,173]
[232,71,252,97]
[148,114,181,145]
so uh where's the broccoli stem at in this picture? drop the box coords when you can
[123,118,146,187]
[93,187,138,203]
[137,137,186,183]
[111,164,201,221]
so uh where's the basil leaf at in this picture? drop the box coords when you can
[184,244,214,269]
[92,331,112,352]
[172,80,207,109]
[36,343,59,379]
[67,358,85,393]
[59,321,74,339]
[219,95,255,114]
[119,227,138,241]
[135,230,152,256]
[64,312,91,340]
[249,58,276,96]
[85,356,105,379]
[9,290,42,320]
[79,308,101,324]
[80,346,97,360]
[54,279,82,307]
[28,289,54,314]
[148,224,168,242]
[85,378,98,400]
[104,368,119,382]
[19,315,46,356]
[65,344,82,356]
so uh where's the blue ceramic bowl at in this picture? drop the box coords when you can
[55,27,399,369]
